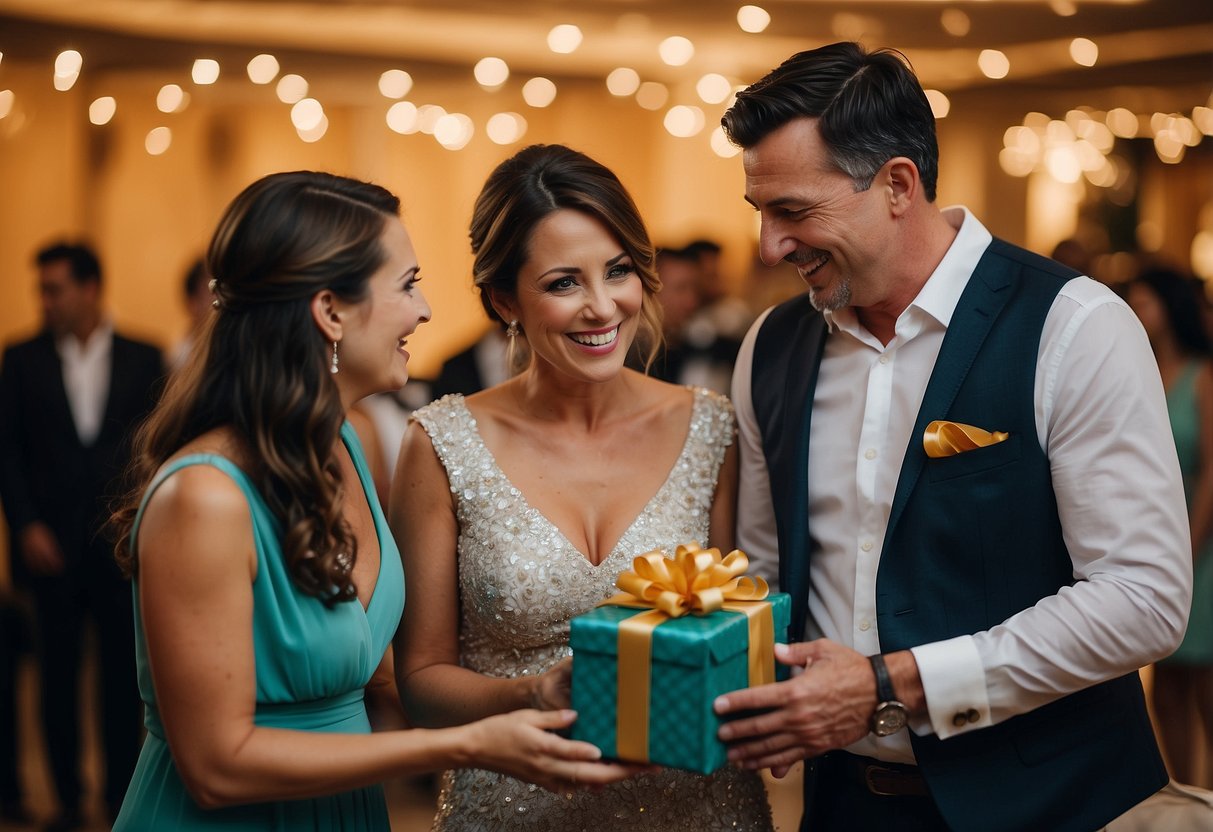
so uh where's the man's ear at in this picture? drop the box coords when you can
[884,157,920,217]
[310,289,344,342]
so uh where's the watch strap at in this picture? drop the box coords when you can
[869,653,897,703]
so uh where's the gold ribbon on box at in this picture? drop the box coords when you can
[599,542,774,763]
[923,420,1009,458]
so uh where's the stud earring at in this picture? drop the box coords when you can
[330,340,339,374]
[506,320,519,338]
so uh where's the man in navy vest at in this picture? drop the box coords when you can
[711,42,1191,831]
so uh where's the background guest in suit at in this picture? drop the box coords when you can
[0,590,33,824]
[641,246,704,383]
[684,238,756,344]
[712,43,1190,831]
[629,245,742,394]
[429,326,509,400]
[0,242,164,831]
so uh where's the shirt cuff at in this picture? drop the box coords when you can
[910,636,991,739]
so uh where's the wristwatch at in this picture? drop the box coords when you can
[869,654,909,736]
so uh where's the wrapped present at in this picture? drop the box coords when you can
[570,543,791,775]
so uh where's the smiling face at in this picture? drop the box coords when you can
[335,217,431,399]
[499,208,645,385]
[744,116,895,313]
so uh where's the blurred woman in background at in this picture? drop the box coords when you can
[1128,266,1213,788]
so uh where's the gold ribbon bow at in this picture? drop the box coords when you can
[923,420,1009,459]
[602,543,774,763]
[612,543,770,618]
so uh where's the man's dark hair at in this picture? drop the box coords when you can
[183,256,208,298]
[36,242,103,286]
[684,239,721,258]
[722,41,940,202]
[1133,266,1212,356]
[655,246,702,268]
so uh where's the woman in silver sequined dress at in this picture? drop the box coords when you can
[390,145,775,831]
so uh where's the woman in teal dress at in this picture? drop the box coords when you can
[1128,266,1213,788]
[108,171,635,830]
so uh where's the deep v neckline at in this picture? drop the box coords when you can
[339,422,389,615]
[459,390,701,568]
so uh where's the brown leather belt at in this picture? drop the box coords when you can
[833,752,931,798]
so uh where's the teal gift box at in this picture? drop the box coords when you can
[569,592,790,775]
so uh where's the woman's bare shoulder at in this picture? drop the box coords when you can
[141,428,253,534]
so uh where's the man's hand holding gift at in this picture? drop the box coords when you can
[714,643,927,777]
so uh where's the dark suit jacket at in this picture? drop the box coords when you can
[430,343,486,400]
[0,329,164,586]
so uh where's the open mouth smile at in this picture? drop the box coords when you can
[567,325,619,348]
[796,252,831,281]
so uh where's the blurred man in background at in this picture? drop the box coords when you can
[0,242,163,831]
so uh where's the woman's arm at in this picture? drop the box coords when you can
[390,420,564,728]
[365,646,408,731]
[138,464,622,809]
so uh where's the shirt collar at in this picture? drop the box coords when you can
[909,206,992,328]
[56,318,114,359]
[821,206,992,339]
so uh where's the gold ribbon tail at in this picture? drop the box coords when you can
[616,609,666,762]
[723,601,775,687]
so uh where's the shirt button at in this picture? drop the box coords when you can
[861,541,873,552]
[878,355,890,365]
[966,709,981,724]
[858,619,871,632]
[953,712,968,728]
[864,448,877,460]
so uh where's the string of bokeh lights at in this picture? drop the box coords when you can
[0,4,1208,170]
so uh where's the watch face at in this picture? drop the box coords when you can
[872,702,909,737]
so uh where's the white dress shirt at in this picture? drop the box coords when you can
[56,320,113,446]
[734,207,1191,764]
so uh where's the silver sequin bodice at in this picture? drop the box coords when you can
[412,389,774,831]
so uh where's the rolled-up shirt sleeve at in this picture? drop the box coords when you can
[912,279,1192,739]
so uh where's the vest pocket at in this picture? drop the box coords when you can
[925,432,1022,482]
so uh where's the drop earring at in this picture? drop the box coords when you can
[330,340,339,374]
[506,320,519,338]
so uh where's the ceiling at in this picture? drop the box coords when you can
[0,0,1209,111]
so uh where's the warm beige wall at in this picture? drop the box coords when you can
[2,55,1208,372]
[0,62,89,347]
[0,62,761,375]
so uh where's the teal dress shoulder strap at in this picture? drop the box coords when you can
[130,453,273,555]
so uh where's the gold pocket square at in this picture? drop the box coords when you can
[923,420,1009,458]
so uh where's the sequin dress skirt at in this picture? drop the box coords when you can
[433,763,772,831]
[414,390,775,831]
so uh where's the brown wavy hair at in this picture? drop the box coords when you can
[469,144,663,373]
[112,171,400,606]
